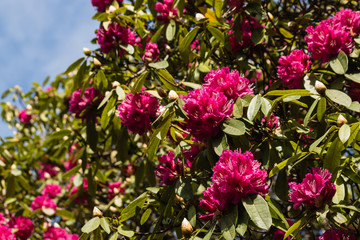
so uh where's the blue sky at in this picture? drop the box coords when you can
[0,1,99,137]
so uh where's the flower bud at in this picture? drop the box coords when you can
[93,207,103,217]
[267,12,274,21]
[168,90,178,101]
[26,104,32,111]
[181,218,193,238]
[195,13,205,21]
[93,58,102,67]
[11,164,17,170]
[157,87,168,98]
[337,114,348,127]
[315,80,327,94]
[83,48,91,56]
[110,206,117,212]
[112,81,121,87]
[108,5,116,13]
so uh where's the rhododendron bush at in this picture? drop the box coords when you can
[1,0,360,239]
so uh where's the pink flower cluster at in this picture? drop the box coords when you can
[200,149,268,220]
[227,0,244,12]
[229,16,263,52]
[18,109,32,124]
[67,177,89,204]
[317,228,356,240]
[142,42,160,63]
[69,87,102,120]
[8,216,34,240]
[31,195,57,213]
[289,168,336,209]
[108,182,125,200]
[277,49,312,89]
[42,184,62,198]
[38,163,59,179]
[190,40,200,52]
[91,0,123,12]
[305,18,353,62]
[261,114,280,130]
[44,226,79,240]
[96,22,136,54]
[0,225,16,240]
[154,0,178,23]
[203,67,253,101]
[155,151,182,185]
[117,91,159,135]
[333,8,360,36]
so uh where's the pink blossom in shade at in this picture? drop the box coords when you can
[30,196,57,212]
[305,19,353,62]
[154,0,178,23]
[183,144,200,166]
[333,8,360,36]
[272,220,293,240]
[181,89,233,142]
[142,42,160,63]
[8,216,34,240]
[277,49,312,89]
[69,87,102,120]
[261,114,280,130]
[91,0,123,12]
[38,163,59,179]
[317,228,356,240]
[348,81,360,102]
[117,92,159,135]
[227,0,244,12]
[67,177,89,204]
[96,22,136,54]
[108,182,125,200]
[289,168,336,210]
[200,149,268,220]
[0,225,16,240]
[123,163,136,176]
[43,226,79,240]
[203,67,253,101]
[229,16,263,52]
[18,109,32,124]
[155,151,182,185]
[190,40,200,52]
[42,184,62,198]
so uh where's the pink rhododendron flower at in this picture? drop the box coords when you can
[42,184,62,198]
[190,40,200,52]
[262,114,280,130]
[183,144,200,166]
[200,149,268,220]
[155,151,182,185]
[348,81,360,102]
[289,168,336,209]
[334,8,360,36]
[203,67,253,101]
[0,213,5,225]
[91,0,123,12]
[30,195,57,213]
[44,226,79,240]
[229,16,263,52]
[272,220,293,240]
[38,163,59,179]
[67,177,89,204]
[317,228,356,240]
[182,89,233,142]
[154,0,178,23]
[69,87,102,120]
[123,163,136,176]
[277,49,312,89]
[305,18,353,62]
[18,109,32,124]
[108,182,125,200]
[227,0,244,12]
[8,216,34,240]
[96,22,136,54]
[142,42,160,63]
[0,225,16,240]
[117,91,159,135]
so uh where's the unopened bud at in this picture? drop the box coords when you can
[315,80,327,94]
[288,21,298,31]
[110,206,117,212]
[195,13,205,21]
[44,172,51,179]
[93,58,102,67]
[113,187,120,194]
[83,48,91,56]
[181,218,193,238]
[157,87,168,98]
[11,164,17,170]
[168,90,178,101]
[267,12,274,21]
[93,207,103,217]
[109,5,116,13]
[112,81,121,87]
[337,114,348,127]
[26,104,32,111]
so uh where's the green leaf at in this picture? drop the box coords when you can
[81,217,101,234]
[330,50,348,75]
[269,153,309,178]
[348,101,360,112]
[74,61,88,90]
[214,0,223,18]
[11,168,21,176]
[265,89,311,97]
[179,27,200,54]
[181,82,202,89]
[140,208,152,225]
[48,129,72,140]
[166,20,176,41]
[332,178,345,204]
[120,44,135,55]
[345,73,360,83]
[317,97,326,121]
[325,89,352,107]
[283,217,303,239]
[233,98,243,118]
[331,204,360,213]
[339,124,350,144]
[150,25,165,43]
[117,225,135,237]
[96,70,108,89]
[132,70,149,93]
[148,115,172,161]
[279,27,294,39]
[63,165,81,179]
[109,233,119,240]
[116,86,125,100]
[303,97,319,127]
[149,60,169,69]
[251,28,265,45]
[188,205,196,227]
[212,133,228,156]
[98,91,113,109]
[220,205,238,240]
[120,192,147,222]
[56,209,75,220]
[207,26,224,44]
[242,195,272,230]
[100,218,111,234]
[236,206,249,236]
[309,126,337,152]
[247,95,261,121]
[323,137,344,174]
[101,96,116,129]
[79,233,90,240]
[64,57,85,74]
[222,119,246,136]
